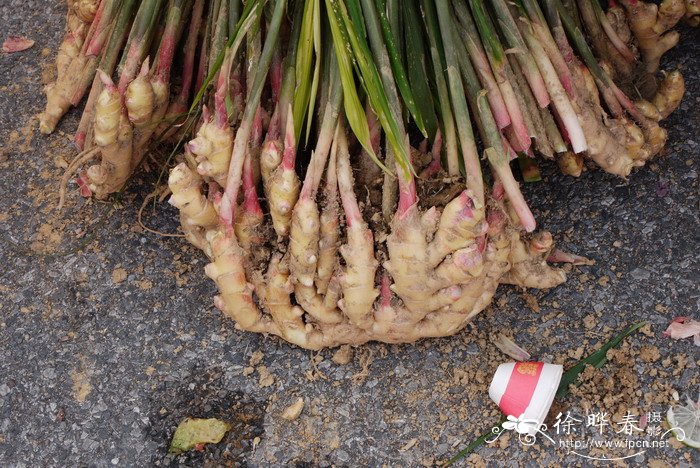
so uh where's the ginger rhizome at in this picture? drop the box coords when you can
[45,0,689,349]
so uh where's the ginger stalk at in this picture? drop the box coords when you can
[188,59,234,186]
[76,72,133,199]
[515,10,588,154]
[508,56,553,158]
[220,0,286,228]
[468,0,532,153]
[428,0,484,204]
[116,0,164,93]
[131,0,188,161]
[40,0,123,134]
[234,148,264,253]
[519,0,576,98]
[485,0,551,109]
[316,144,341,295]
[449,15,537,232]
[452,3,512,131]
[336,125,379,329]
[267,107,301,238]
[157,0,205,140]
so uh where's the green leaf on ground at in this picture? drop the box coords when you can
[169,417,231,454]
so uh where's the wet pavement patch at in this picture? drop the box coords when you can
[146,366,266,466]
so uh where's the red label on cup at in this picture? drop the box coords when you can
[498,362,544,417]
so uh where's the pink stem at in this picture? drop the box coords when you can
[396,138,417,218]
[214,56,232,128]
[547,248,594,265]
[242,152,262,216]
[499,82,531,152]
[266,104,282,142]
[380,275,392,308]
[490,164,536,232]
[81,0,107,55]
[154,22,178,84]
[281,109,296,171]
[549,105,571,147]
[367,102,381,153]
[533,23,575,99]
[419,131,443,179]
[464,34,512,130]
[251,105,264,147]
[598,13,636,62]
[117,43,143,93]
[611,83,647,126]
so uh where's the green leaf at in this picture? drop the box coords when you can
[293,0,317,143]
[419,0,461,175]
[325,0,390,173]
[468,0,505,66]
[338,0,411,176]
[304,0,322,144]
[374,0,427,136]
[402,0,439,140]
[445,418,506,467]
[169,417,231,454]
[556,321,647,399]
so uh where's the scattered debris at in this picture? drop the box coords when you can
[663,317,700,346]
[547,249,595,266]
[281,397,304,421]
[490,334,531,361]
[400,438,418,452]
[111,267,127,284]
[257,366,275,388]
[332,345,354,365]
[169,417,231,454]
[249,351,265,366]
[3,36,35,53]
[70,369,92,403]
[351,348,374,385]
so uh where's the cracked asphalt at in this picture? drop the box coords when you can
[0,2,698,466]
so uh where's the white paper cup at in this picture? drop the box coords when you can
[488,362,563,435]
